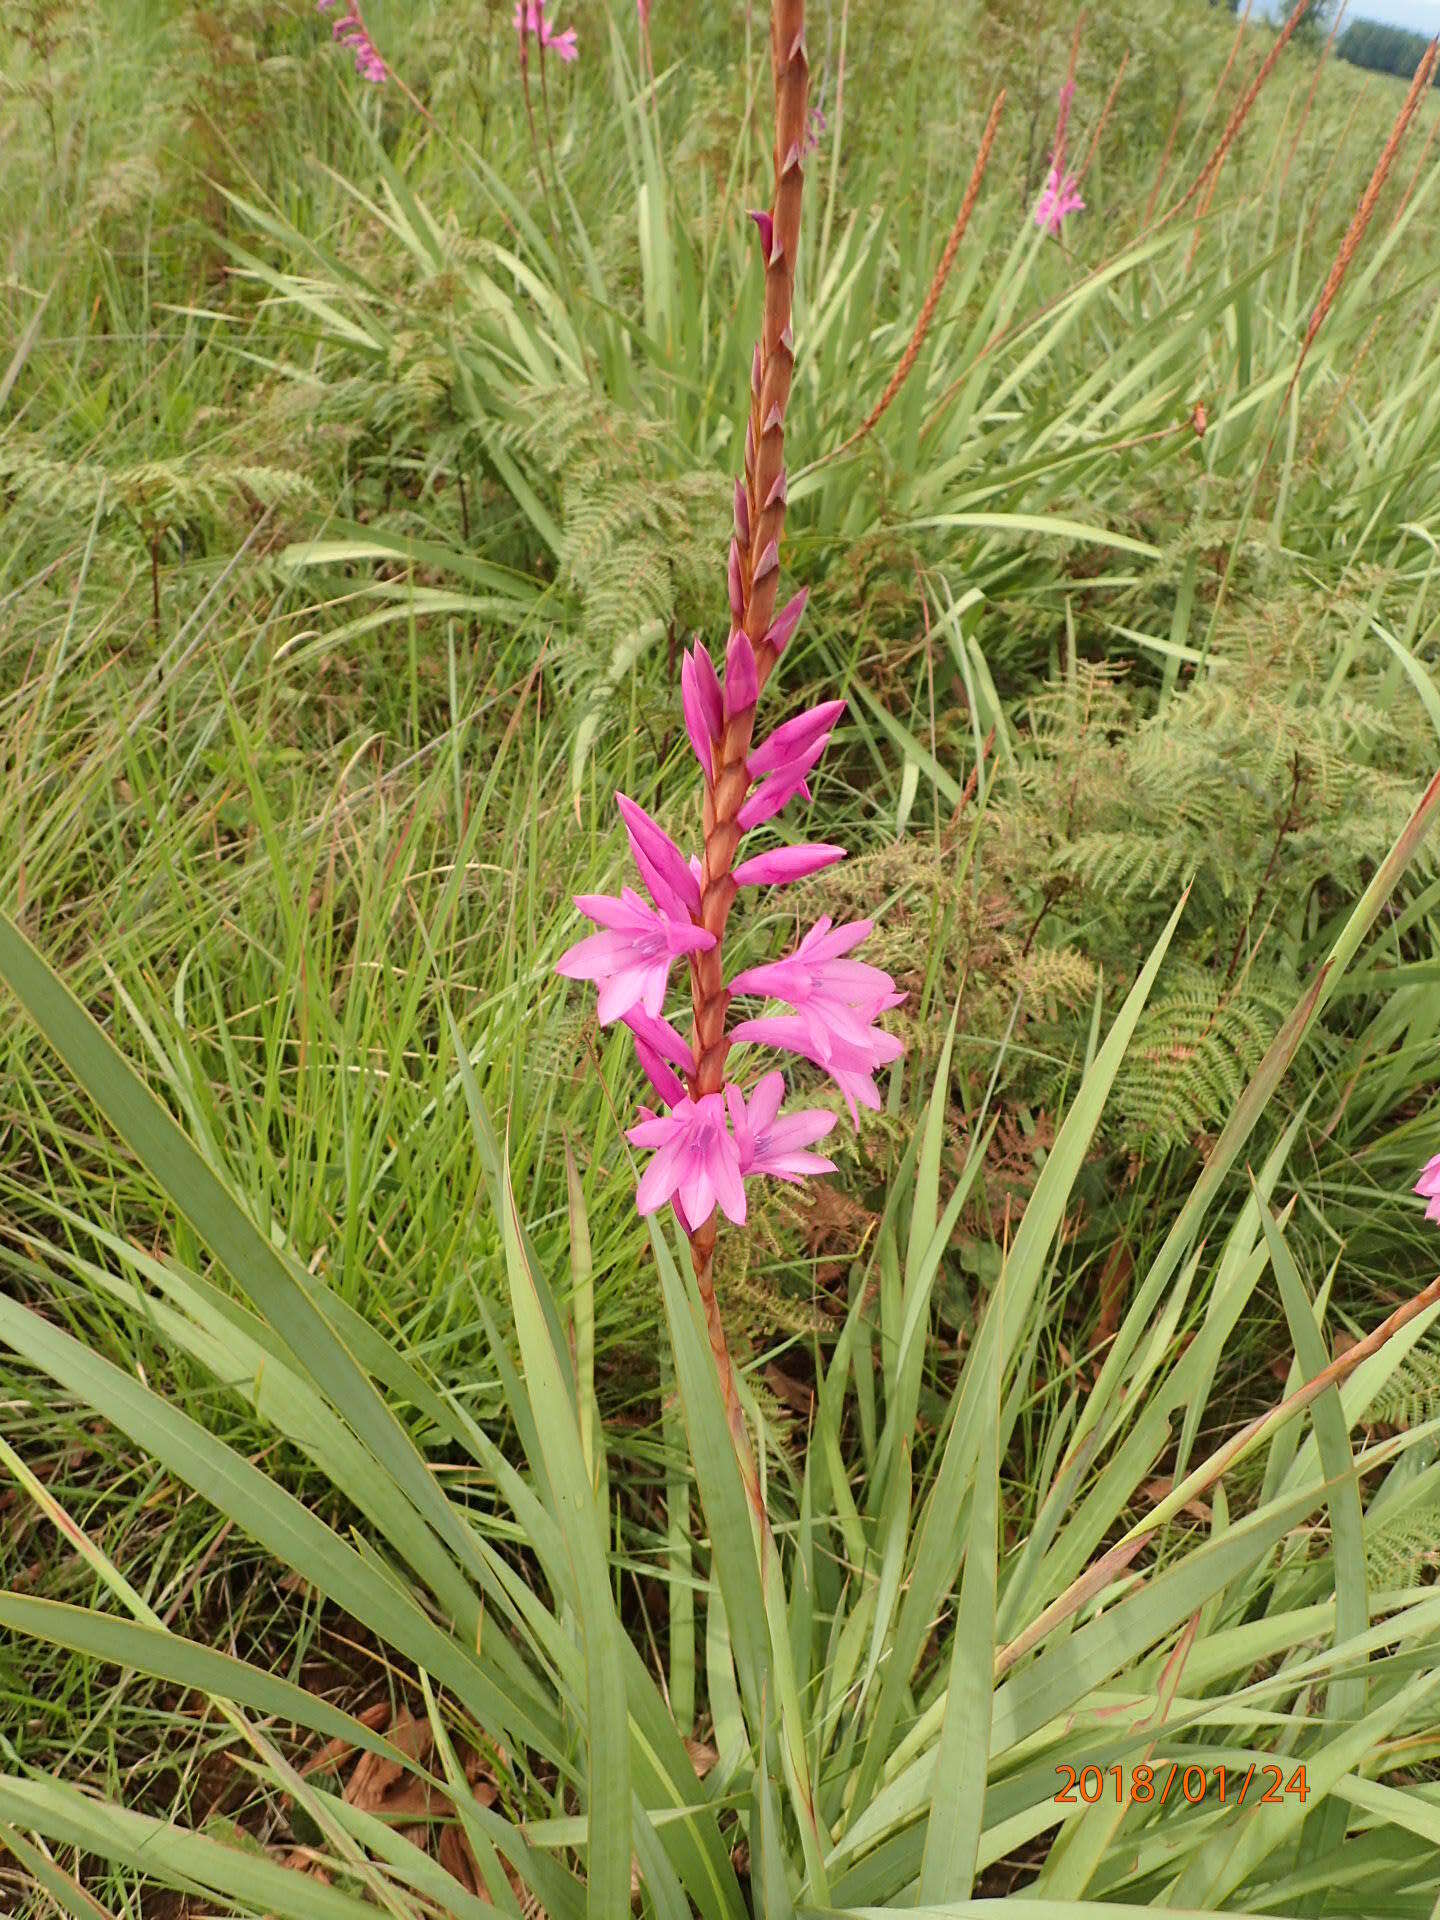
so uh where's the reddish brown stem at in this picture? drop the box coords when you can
[688,0,810,1105]
[682,0,811,1523]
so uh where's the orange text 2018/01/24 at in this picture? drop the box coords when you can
[1054,1763,1309,1808]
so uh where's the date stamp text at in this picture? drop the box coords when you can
[1055,1763,1309,1808]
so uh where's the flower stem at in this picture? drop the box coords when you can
[683,0,811,1515]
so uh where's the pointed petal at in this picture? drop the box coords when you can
[747,700,843,778]
[633,1037,685,1107]
[724,628,758,717]
[733,843,846,886]
[764,587,808,653]
[615,792,701,915]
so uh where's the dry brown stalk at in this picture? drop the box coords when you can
[685,0,811,1521]
[1183,150,1223,273]
[1304,79,1371,254]
[1173,0,1314,221]
[1298,37,1438,371]
[1143,87,1187,225]
[1277,0,1346,199]
[819,90,1005,470]
[1303,310,1383,463]
[1194,0,1253,161]
[1389,83,1440,233]
[1003,1268,1440,1681]
[1063,10,1086,101]
[1077,51,1129,186]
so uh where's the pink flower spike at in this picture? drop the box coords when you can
[514,0,578,61]
[733,843,846,887]
[1034,166,1084,237]
[1416,1153,1440,1223]
[629,1092,747,1228]
[749,210,774,262]
[764,587,809,654]
[728,1073,837,1184]
[557,888,713,1025]
[724,628,758,718]
[614,793,702,918]
[682,645,723,777]
[323,1,388,80]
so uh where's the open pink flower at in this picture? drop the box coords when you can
[556,890,713,1025]
[726,1073,836,1184]
[514,0,578,61]
[1416,1153,1440,1223]
[1035,166,1084,236]
[629,1093,747,1228]
[730,1014,902,1124]
[728,916,903,1059]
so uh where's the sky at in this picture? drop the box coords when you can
[1348,1,1440,28]
[1262,0,1440,27]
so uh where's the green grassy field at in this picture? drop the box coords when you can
[5,0,1440,1913]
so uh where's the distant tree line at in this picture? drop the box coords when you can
[1337,18,1440,82]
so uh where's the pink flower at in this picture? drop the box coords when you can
[728,916,903,1060]
[623,1007,694,1106]
[724,627,759,719]
[629,1093,747,1228]
[765,588,809,655]
[1034,166,1085,236]
[615,793,702,919]
[514,0,578,61]
[739,698,845,831]
[637,0,651,25]
[682,642,724,778]
[733,843,846,887]
[730,1014,902,1124]
[556,888,714,1025]
[1416,1153,1440,1223]
[317,0,387,82]
[1034,79,1083,236]
[729,915,904,1123]
[727,1073,836,1184]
